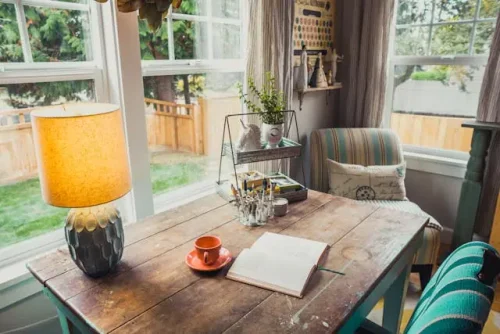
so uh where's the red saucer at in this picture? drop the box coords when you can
[185,247,232,272]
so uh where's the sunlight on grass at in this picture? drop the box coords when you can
[0,161,206,248]
[150,162,205,195]
[0,178,69,248]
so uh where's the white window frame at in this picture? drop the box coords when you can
[0,0,108,100]
[141,0,246,78]
[385,0,497,162]
[0,0,248,284]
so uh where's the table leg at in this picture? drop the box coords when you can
[382,264,412,333]
[57,309,71,334]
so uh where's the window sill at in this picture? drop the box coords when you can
[404,151,467,178]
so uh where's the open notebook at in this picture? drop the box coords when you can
[226,232,329,298]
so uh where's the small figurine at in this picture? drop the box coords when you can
[327,70,333,86]
[310,54,328,88]
[297,44,308,92]
[236,120,261,152]
[329,48,344,84]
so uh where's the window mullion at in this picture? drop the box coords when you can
[167,7,175,60]
[207,0,214,60]
[426,0,436,56]
[14,0,33,62]
[469,0,483,55]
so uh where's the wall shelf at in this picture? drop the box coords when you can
[297,83,342,109]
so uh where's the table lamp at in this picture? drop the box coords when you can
[31,103,131,278]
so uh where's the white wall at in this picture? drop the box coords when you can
[405,169,463,244]
[290,91,336,185]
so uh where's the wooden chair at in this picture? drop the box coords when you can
[310,128,443,289]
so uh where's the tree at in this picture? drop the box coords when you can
[0,0,206,109]
[394,0,498,91]
[140,0,205,104]
[0,4,94,108]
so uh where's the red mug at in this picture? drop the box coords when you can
[194,236,221,265]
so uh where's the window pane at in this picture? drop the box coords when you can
[0,80,95,112]
[173,0,206,15]
[430,23,472,55]
[213,24,240,59]
[434,0,476,22]
[24,6,93,62]
[212,0,240,19]
[173,20,208,59]
[479,0,500,18]
[0,3,24,62]
[395,26,429,56]
[0,80,95,249]
[139,19,169,60]
[474,21,496,54]
[396,0,433,25]
[390,65,484,152]
[142,72,243,213]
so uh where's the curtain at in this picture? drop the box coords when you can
[474,15,500,238]
[246,0,294,176]
[335,0,395,128]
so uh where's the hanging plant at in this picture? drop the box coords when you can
[94,0,183,31]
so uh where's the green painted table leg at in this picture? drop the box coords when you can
[451,128,492,251]
[382,264,412,333]
[43,288,93,334]
[57,309,71,334]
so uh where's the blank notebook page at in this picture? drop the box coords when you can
[227,248,316,297]
[250,232,328,265]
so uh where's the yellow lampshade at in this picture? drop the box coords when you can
[31,103,131,208]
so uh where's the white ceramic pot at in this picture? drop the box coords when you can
[262,122,284,148]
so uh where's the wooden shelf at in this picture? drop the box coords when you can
[296,83,342,109]
[302,83,342,92]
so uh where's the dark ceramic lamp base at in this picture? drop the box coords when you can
[65,204,124,278]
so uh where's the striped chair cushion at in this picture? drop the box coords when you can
[405,241,498,334]
[310,128,403,193]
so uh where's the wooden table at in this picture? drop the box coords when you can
[27,191,427,334]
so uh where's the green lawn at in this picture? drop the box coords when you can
[0,162,205,248]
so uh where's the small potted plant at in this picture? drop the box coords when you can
[237,72,286,149]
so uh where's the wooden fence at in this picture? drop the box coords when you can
[0,108,38,185]
[0,100,204,185]
[391,112,473,153]
[145,98,204,155]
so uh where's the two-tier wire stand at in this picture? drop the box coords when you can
[216,110,307,202]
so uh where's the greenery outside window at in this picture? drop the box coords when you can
[386,0,499,158]
[138,0,245,214]
[0,0,106,257]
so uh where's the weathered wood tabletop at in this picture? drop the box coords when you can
[27,191,427,333]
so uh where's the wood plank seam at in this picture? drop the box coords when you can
[108,197,338,333]
[111,198,373,333]
[222,209,382,333]
[43,201,230,284]
[222,208,425,334]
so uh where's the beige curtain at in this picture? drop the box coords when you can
[246,0,294,175]
[475,15,500,238]
[335,0,395,128]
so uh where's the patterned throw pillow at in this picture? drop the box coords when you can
[327,159,407,201]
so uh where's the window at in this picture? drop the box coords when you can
[138,0,245,214]
[0,0,247,268]
[0,0,106,254]
[386,0,499,157]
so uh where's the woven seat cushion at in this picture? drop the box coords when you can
[361,200,442,266]
[405,241,498,334]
